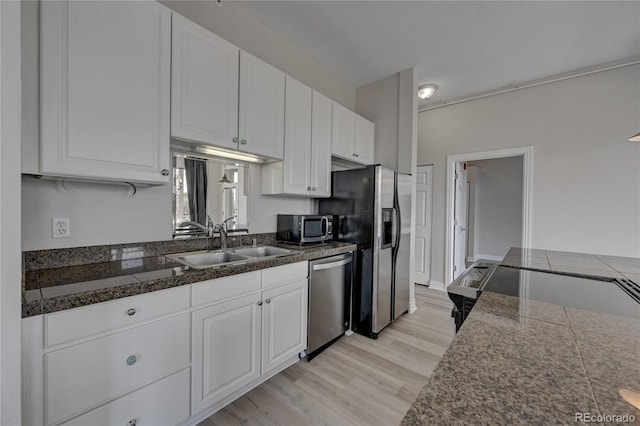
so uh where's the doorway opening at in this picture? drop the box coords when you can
[445,147,533,283]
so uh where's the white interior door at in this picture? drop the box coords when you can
[414,165,433,286]
[453,162,468,279]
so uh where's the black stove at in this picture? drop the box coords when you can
[447,263,640,332]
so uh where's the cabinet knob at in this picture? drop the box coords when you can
[127,419,137,426]
[257,301,263,306]
[240,139,247,145]
[352,153,359,158]
[307,186,312,191]
[126,355,137,366]
[126,308,136,316]
[161,169,170,176]
[232,137,239,144]
[265,299,271,304]
[312,187,317,191]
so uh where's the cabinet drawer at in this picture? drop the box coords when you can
[262,262,308,289]
[45,285,190,347]
[191,271,260,308]
[61,368,190,426]
[46,313,190,425]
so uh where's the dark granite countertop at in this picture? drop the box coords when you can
[23,240,356,317]
[403,249,640,425]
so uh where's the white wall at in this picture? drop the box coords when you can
[1,1,22,423]
[159,1,355,110]
[467,156,523,260]
[356,74,399,170]
[419,64,640,285]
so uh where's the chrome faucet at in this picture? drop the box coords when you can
[214,216,236,250]
[177,221,209,236]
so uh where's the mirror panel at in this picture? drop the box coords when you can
[172,151,248,237]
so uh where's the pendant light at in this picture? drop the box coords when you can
[219,163,233,184]
[629,132,640,142]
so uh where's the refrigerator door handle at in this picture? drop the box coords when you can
[391,208,398,248]
[394,197,401,250]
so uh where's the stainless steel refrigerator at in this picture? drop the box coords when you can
[318,165,412,338]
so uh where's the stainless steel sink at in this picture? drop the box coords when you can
[231,246,296,258]
[166,245,299,269]
[166,250,249,269]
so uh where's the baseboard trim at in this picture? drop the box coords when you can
[428,280,446,291]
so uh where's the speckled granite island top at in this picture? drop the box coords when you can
[402,251,640,425]
[23,235,356,317]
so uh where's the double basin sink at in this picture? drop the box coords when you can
[166,245,299,270]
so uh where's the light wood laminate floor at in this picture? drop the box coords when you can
[199,285,455,426]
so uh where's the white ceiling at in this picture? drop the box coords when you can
[235,1,640,108]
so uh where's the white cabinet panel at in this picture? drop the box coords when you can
[262,262,308,289]
[331,102,355,160]
[61,368,190,426]
[40,1,171,184]
[354,114,375,165]
[310,91,332,197]
[191,271,261,308]
[282,76,312,195]
[261,280,308,375]
[191,293,262,414]
[171,14,239,149]
[239,51,285,160]
[45,285,190,347]
[46,313,190,424]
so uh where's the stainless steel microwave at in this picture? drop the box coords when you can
[276,215,333,244]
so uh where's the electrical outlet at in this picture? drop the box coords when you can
[52,217,70,239]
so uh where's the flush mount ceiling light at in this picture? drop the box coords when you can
[417,84,438,99]
[629,132,640,142]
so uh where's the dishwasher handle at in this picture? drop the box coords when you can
[311,256,352,271]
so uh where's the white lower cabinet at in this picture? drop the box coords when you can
[262,280,308,374]
[23,262,309,426]
[46,313,190,425]
[191,293,262,414]
[61,368,190,426]
[190,262,308,419]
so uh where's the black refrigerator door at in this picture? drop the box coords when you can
[319,166,377,336]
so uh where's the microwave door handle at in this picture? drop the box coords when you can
[322,216,329,238]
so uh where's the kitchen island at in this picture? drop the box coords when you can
[403,248,640,425]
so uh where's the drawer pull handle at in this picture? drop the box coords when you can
[127,419,137,426]
[126,308,136,316]
[265,299,271,304]
[126,355,137,366]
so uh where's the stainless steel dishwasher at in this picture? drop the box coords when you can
[307,252,353,359]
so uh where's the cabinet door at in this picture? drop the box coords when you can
[239,51,285,160]
[310,91,332,197]
[330,102,355,160]
[354,114,375,165]
[171,14,239,150]
[283,76,312,195]
[191,293,262,414]
[262,280,308,375]
[41,1,171,184]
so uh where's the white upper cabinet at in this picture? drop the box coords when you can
[282,76,312,195]
[40,1,171,184]
[239,51,286,160]
[171,14,239,150]
[331,102,356,160]
[261,79,332,197]
[354,114,376,165]
[310,91,332,197]
[331,102,375,165]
